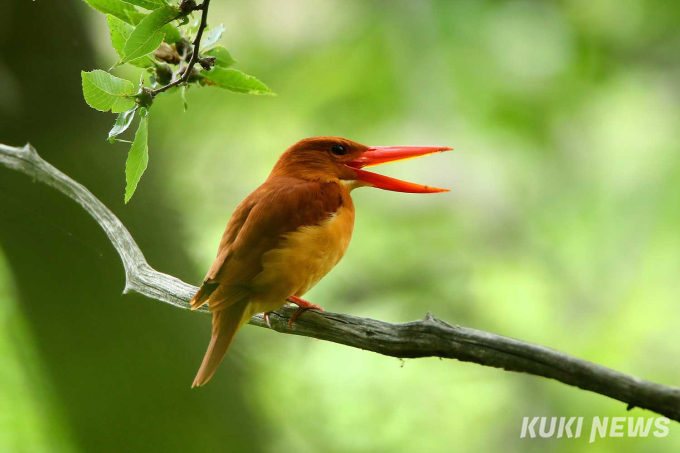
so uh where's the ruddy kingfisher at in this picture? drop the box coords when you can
[190,136,451,387]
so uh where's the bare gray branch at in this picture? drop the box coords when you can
[1,142,679,421]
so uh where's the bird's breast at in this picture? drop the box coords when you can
[252,204,355,308]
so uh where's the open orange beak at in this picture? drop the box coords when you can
[345,146,452,193]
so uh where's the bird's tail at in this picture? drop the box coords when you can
[192,300,250,388]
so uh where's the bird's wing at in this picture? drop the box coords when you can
[190,177,345,311]
[189,191,258,309]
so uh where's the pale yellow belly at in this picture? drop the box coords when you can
[250,206,354,313]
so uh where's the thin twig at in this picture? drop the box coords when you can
[150,0,211,97]
[1,142,679,422]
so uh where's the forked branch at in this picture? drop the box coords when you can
[1,142,679,422]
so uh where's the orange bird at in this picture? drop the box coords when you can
[190,136,451,387]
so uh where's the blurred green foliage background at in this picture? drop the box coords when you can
[1,0,679,452]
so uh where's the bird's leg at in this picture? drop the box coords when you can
[263,295,318,329]
[263,311,272,328]
[286,295,324,328]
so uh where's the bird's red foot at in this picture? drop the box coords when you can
[286,295,324,328]
[263,311,273,328]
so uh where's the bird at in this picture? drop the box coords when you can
[190,136,451,387]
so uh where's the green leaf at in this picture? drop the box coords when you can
[107,15,128,55]
[122,6,179,63]
[202,67,275,95]
[202,24,226,49]
[203,46,236,68]
[161,23,182,44]
[108,107,137,143]
[81,70,136,113]
[120,0,168,10]
[125,9,146,25]
[82,0,135,24]
[124,8,180,43]
[106,15,154,68]
[124,109,149,203]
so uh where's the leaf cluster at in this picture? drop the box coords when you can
[81,0,274,202]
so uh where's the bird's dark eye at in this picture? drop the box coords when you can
[331,144,347,156]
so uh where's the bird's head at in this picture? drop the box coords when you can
[270,136,452,193]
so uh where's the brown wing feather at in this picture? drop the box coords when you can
[190,176,345,312]
[189,193,257,309]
